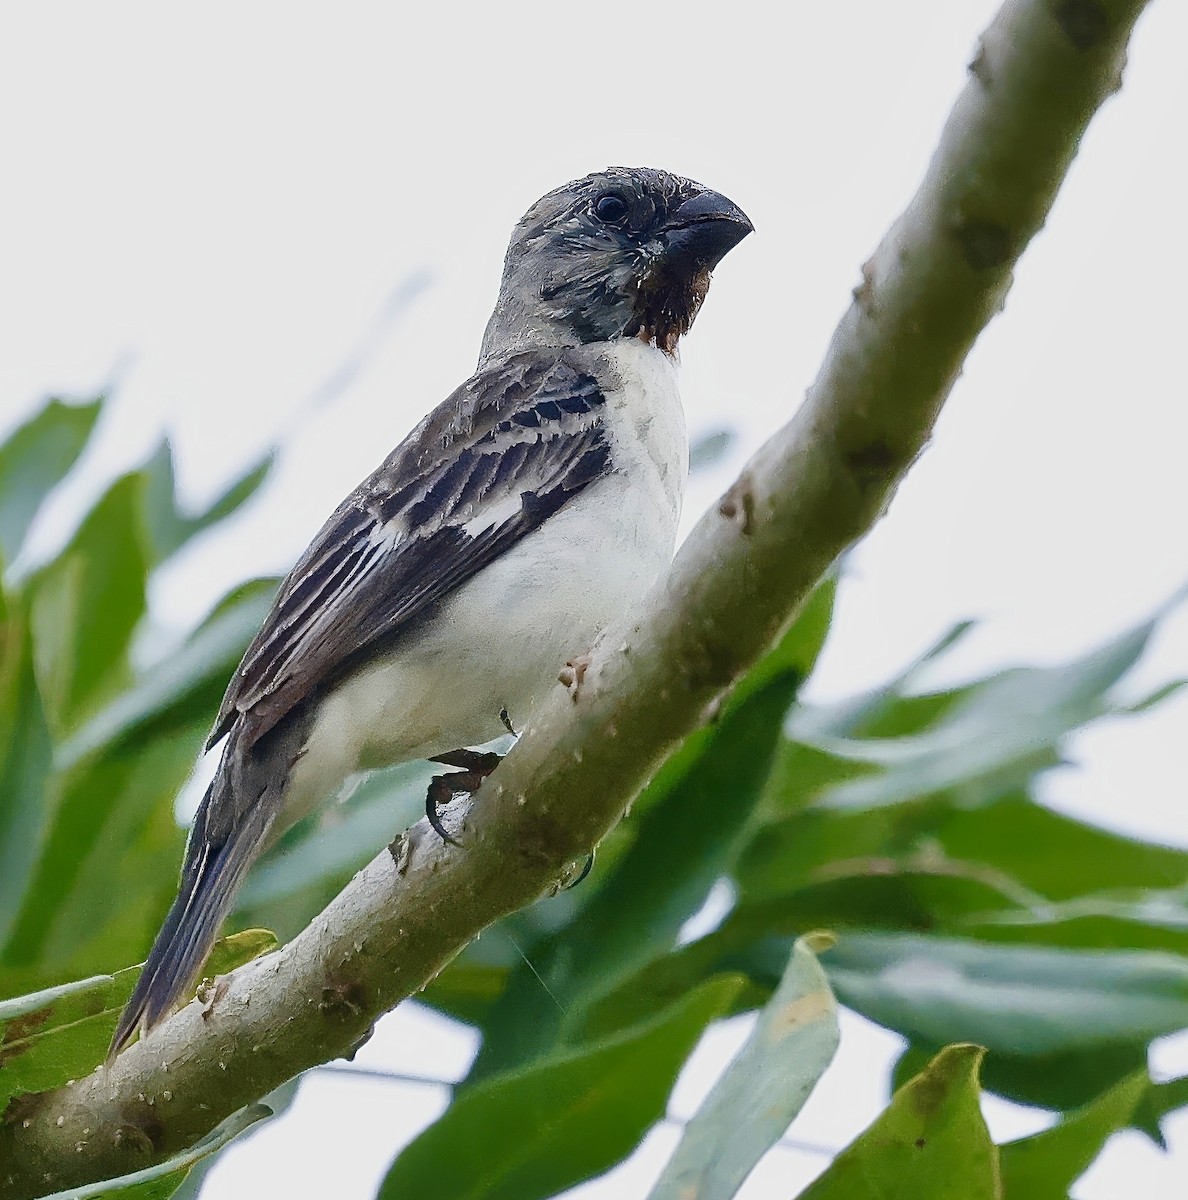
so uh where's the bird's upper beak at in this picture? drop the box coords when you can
[660,188,753,270]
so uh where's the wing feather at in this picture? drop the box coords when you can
[209,349,611,748]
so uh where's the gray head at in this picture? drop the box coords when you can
[480,167,752,365]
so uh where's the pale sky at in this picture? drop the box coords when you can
[2,2,1186,1196]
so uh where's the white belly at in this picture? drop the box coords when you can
[284,339,686,824]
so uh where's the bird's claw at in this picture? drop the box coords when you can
[425,775,464,846]
[425,749,503,846]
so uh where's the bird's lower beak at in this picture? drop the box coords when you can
[660,189,754,270]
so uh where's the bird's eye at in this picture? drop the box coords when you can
[593,192,630,224]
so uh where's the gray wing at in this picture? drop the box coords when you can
[210,348,612,748]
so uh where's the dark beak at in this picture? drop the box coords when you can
[661,189,753,270]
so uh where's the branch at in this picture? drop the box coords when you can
[0,1,1151,1192]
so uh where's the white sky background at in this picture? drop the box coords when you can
[2,1,1187,1196]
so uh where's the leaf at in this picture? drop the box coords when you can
[55,578,278,770]
[825,932,1188,1057]
[1,723,204,972]
[197,928,278,978]
[937,794,1188,902]
[743,863,1036,936]
[775,620,979,749]
[645,934,839,1200]
[752,622,981,826]
[738,795,931,904]
[0,973,114,1022]
[797,1044,999,1199]
[891,1038,1147,1114]
[39,1101,270,1200]
[1133,1073,1188,1146]
[1128,679,1187,714]
[688,428,734,473]
[0,603,54,948]
[167,1078,301,1200]
[0,397,102,565]
[556,674,797,1001]
[727,575,836,716]
[377,976,743,1200]
[468,582,833,1081]
[28,474,149,732]
[141,440,273,564]
[998,1071,1148,1198]
[966,886,1188,954]
[418,962,511,1028]
[739,788,1188,923]
[798,619,1155,812]
[828,933,1188,1108]
[0,930,276,1112]
[237,760,430,911]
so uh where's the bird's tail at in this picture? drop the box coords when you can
[108,735,280,1059]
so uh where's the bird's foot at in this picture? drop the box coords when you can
[558,653,593,701]
[425,748,502,845]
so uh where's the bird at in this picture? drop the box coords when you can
[110,166,752,1056]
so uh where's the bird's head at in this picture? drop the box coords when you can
[481,167,752,363]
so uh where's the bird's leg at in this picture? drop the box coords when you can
[425,749,502,846]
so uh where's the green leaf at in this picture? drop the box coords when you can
[749,623,981,828]
[998,1071,1148,1198]
[377,975,742,1200]
[553,673,796,1004]
[645,934,839,1200]
[738,796,929,904]
[28,474,149,732]
[167,1078,301,1200]
[196,928,278,978]
[826,932,1188,1057]
[794,619,1154,812]
[39,1101,270,1200]
[891,1038,1147,1114]
[1133,1074,1188,1146]
[766,621,980,781]
[55,578,278,770]
[1128,678,1187,714]
[0,972,114,1021]
[0,603,54,948]
[418,962,512,1028]
[469,584,833,1080]
[751,612,1160,841]
[740,863,1036,937]
[1,723,204,972]
[966,886,1188,955]
[0,397,102,565]
[237,761,430,912]
[797,1044,999,1199]
[0,930,276,1112]
[937,794,1188,902]
[141,440,273,563]
[729,576,836,717]
[740,788,1188,926]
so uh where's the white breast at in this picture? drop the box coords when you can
[284,339,687,826]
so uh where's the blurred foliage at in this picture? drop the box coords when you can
[646,933,839,1200]
[1,393,1186,1199]
[799,1044,999,1199]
